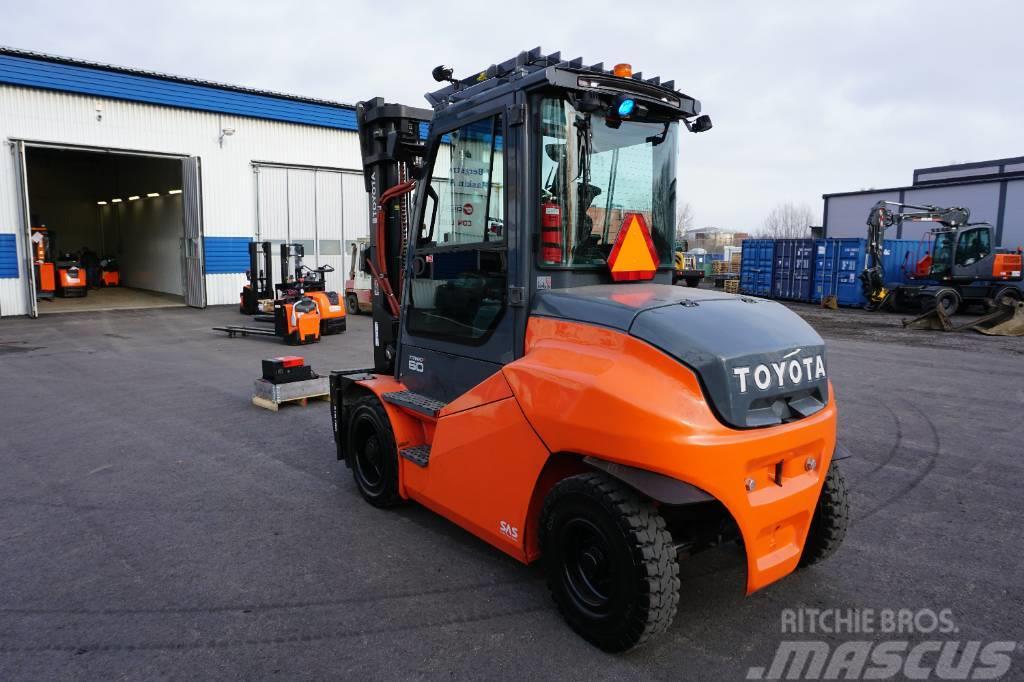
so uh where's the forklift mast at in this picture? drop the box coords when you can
[248,240,272,298]
[355,98,430,375]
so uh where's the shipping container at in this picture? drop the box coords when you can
[772,239,816,301]
[739,239,774,296]
[812,238,866,306]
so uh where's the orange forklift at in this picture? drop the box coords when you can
[330,50,849,651]
[31,227,87,298]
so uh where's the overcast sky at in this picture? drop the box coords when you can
[1,0,1020,230]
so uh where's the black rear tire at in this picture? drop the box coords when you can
[346,396,402,508]
[799,461,849,567]
[540,472,679,652]
[345,293,359,315]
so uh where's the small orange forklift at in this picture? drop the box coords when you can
[330,50,848,651]
[31,227,87,298]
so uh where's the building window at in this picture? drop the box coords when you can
[319,239,342,256]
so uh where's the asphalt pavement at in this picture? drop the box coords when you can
[0,303,1021,679]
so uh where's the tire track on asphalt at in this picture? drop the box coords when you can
[858,396,903,478]
[0,575,541,616]
[856,399,941,521]
[0,596,547,654]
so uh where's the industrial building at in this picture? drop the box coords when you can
[0,47,373,318]
[822,157,1024,247]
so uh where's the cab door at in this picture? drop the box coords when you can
[398,99,520,403]
[951,226,993,281]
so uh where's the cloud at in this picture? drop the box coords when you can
[1,0,1019,229]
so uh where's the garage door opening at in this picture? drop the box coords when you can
[17,145,205,316]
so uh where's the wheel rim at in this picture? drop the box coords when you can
[353,422,385,495]
[939,294,957,316]
[559,518,615,616]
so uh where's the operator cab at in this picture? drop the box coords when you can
[394,50,711,401]
[927,224,994,280]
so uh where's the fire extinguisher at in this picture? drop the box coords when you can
[541,201,562,264]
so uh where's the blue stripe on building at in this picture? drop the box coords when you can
[204,237,250,274]
[0,53,358,131]
[0,234,19,278]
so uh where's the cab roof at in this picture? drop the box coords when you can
[424,47,701,118]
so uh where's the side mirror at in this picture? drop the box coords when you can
[688,115,713,133]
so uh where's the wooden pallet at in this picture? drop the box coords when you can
[252,377,329,412]
[713,260,739,275]
[724,279,740,294]
[252,393,329,412]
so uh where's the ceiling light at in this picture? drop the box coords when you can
[96,201,108,205]
[147,192,160,197]
[128,195,140,201]
[111,198,123,203]
[168,189,182,195]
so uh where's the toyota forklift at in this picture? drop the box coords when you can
[329,49,849,652]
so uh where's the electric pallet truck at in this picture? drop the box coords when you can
[278,243,347,335]
[217,243,321,345]
[327,51,850,652]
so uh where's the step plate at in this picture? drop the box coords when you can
[399,445,431,467]
[381,391,447,418]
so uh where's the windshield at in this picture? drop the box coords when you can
[538,96,677,267]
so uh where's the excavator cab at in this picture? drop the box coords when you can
[331,50,848,651]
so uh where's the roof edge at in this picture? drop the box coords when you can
[0,45,355,111]
[823,171,1024,200]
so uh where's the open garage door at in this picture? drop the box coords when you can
[14,142,203,316]
[14,141,38,318]
[181,156,206,308]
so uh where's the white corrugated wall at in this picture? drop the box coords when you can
[0,84,365,315]
[253,164,369,293]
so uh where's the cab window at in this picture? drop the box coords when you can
[408,114,506,343]
[955,228,990,266]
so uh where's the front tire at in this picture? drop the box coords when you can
[540,472,679,652]
[925,288,961,317]
[345,396,402,508]
[799,461,849,567]
[345,293,359,315]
